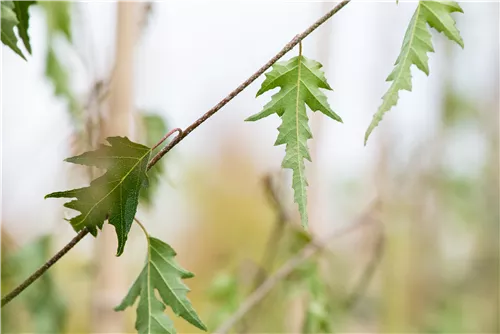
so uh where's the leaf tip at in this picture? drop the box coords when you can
[115,245,125,257]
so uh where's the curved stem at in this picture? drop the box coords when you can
[133,217,150,240]
[150,128,183,152]
[1,227,90,308]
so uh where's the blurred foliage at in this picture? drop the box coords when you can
[1,235,67,333]
[40,1,79,119]
[139,112,168,205]
[207,272,242,329]
[42,1,71,39]
[442,88,478,126]
[301,262,334,334]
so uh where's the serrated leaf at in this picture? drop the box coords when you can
[1,1,26,60]
[13,1,36,54]
[45,137,151,256]
[246,55,342,228]
[140,113,168,205]
[364,0,464,144]
[116,237,207,334]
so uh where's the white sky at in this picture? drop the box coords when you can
[1,2,498,243]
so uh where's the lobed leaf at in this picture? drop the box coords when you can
[364,0,464,144]
[45,137,151,256]
[116,237,207,334]
[247,55,342,228]
[1,1,26,60]
[13,1,36,54]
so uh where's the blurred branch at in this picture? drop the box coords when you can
[237,175,288,332]
[214,199,379,334]
[1,228,89,308]
[1,0,350,309]
[343,230,385,310]
[251,174,288,289]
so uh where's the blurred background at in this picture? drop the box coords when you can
[1,1,498,333]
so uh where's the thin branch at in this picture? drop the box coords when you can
[147,0,350,166]
[150,128,183,152]
[1,0,350,308]
[148,128,183,169]
[214,200,377,334]
[1,227,90,308]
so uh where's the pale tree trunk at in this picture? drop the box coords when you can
[91,3,141,333]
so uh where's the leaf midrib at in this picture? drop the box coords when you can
[72,149,151,228]
[384,3,422,107]
[294,56,306,211]
[150,244,198,321]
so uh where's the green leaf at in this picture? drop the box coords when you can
[45,137,151,256]
[40,2,79,118]
[13,1,36,54]
[246,55,342,228]
[140,113,168,205]
[1,1,26,60]
[302,263,333,334]
[207,272,242,329]
[364,0,464,144]
[116,237,207,334]
[40,1,71,40]
[45,47,79,116]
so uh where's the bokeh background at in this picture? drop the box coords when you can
[1,1,498,333]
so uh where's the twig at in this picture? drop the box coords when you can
[147,128,183,171]
[214,201,376,334]
[1,0,350,308]
[1,227,90,307]
[150,128,183,152]
[147,0,350,167]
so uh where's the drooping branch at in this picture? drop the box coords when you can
[1,0,350,308]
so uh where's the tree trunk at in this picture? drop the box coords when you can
[91,3,141,333]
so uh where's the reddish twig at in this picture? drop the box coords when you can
[147,128,183,169]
